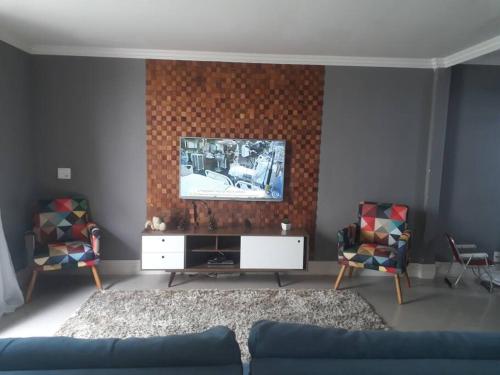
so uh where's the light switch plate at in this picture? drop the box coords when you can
[57,167,71,180]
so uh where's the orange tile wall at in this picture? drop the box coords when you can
[146,60,324,255]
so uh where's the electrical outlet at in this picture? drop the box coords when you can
[57,168,71,180]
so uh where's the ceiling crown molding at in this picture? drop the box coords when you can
[29,44,435,69]
[4,33,500,69]
[437,34,500,68]
[0,31,32,53]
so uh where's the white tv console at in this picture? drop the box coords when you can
[141,226,309,287]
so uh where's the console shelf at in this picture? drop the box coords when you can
[190,248,241,253]
[186,263,241,272]
[141,225,309,287]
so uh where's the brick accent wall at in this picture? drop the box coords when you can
[146,60,324,255]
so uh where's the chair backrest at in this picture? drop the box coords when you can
[358,201,408,247]
[34,198,90,245]
[445,233,462,263]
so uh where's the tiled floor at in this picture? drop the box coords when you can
[1,272,499,338]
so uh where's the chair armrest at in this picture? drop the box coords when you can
[396,230,411,270]
[337,223,359,257]
[87,222,101,238]
[86,222,101,255]
[398,230,411,244]
[456,244,477,250]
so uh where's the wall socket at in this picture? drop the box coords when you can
[57,167,71,180]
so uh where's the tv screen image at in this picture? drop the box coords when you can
[180,137,285,201]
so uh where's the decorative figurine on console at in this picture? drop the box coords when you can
[192,200,217,231]
[192,201,200,228]
[167,210,179,229]
[208,212,218,232]
[145,216,166,231]
[244,218,252,231]
[281,217,291,232]
[167,209,189,231]
[177,208,189,231]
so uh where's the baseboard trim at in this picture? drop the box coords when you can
[92,260,436,279]
[303,261,435,279]
[18,260,490,282]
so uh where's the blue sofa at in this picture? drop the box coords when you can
[0,326,242,374]
[3,321,500,374]
[248,321,500,375]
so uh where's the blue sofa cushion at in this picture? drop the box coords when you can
[250,358,500,375]
[0,326,242,374]
[249,321,500,375]
[0,367,240,375]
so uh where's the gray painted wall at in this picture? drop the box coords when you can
[0,41,37,270]
[32,56,146,260]
[2,49,456,265]
[31,58,440,263]
[315,66,434,261]
[439,65,500,260]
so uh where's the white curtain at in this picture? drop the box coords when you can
[0,209,24,318]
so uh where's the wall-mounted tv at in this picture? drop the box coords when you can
[180,137,285,201]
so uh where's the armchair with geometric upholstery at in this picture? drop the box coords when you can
[333,201,411,304]
[25,198,102,302]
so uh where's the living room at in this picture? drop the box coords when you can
[1,1,500,374]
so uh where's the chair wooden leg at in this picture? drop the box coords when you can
[404,271,411,288]
[91,266,102,290]
[394,274,403,305]
[334,265,347,290]
[348,267,354,278]
[25,270,38,303]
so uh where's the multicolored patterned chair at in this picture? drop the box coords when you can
[25,198,102,302]
[334,201,411,304]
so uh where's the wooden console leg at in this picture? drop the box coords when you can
[334,265,347,290]
[26,270,38,303]
[168,272,176,287]
[275,272,282,287]
[91,266,102,290]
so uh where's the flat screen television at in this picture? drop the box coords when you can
[180,137,285,201]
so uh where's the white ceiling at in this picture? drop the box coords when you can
[1,0,500,68]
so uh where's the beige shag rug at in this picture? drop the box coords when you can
[56,289,388,360]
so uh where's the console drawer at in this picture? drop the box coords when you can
[142,235,185,253]
[142,252,184,270]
